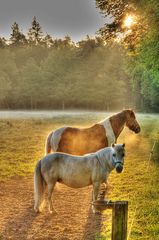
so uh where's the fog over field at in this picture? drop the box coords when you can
[0,110,109,120]
[0,110,159,121]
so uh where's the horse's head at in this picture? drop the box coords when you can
[112,143,125,173]
[124,109,141,134]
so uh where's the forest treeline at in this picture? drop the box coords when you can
[96,0,159,112]
[0,10,159,111]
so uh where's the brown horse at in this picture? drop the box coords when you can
[45,109,140,155]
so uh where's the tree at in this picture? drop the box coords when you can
[42,34,54,47]
[96,0,147,50]
[132,0,159,111]
[0,71,12,108]
[17,58,44,109]
[96,0,159,111]
[10,22,27,46]
[53,35,74,49]
[77,35,101,57]
[63,35,74,47]
[28,16,44,45]
[0,48,18,108]
[0,37,6,48]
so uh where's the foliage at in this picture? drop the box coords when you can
[0,21,130,110]
[10,22,27,46]
[0,37,6,48]
[28,16,44,45]
[127,0,159,111]
[1,11,159,111]
[95,0,147,49]
[96,0,159,112]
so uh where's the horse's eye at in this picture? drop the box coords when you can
[122,153,125,157]
[113,153,116,157]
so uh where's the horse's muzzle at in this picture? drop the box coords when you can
[115,164,123,173]
[130,124,141,134]
[135,126,141,133]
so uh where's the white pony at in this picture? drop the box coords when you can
[34,143,125,214]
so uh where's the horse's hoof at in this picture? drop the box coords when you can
[53,209,58,215]
[49,207,58,214]
[95,210,101,215]
[92,206,101,214]
[49,210,58,215]
[93,210,101,214]
[34,207,41,213]
[54,210,58,215]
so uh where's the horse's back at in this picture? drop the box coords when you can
[48,126,68,152]
[41,152,67,182]
[57,124,108,155]
[40,152,95,188]
[41,153,59,174]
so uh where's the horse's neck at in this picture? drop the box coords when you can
[109,112,126,139]
[97,148,113,172]
[99,118,116,145]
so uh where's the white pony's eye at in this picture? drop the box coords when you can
[113,153,116,157]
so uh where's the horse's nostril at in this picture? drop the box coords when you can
[116,165,123,173]
[135,127,141,133]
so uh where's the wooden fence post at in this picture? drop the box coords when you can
[111,201,128,240]
[93,200,128,240]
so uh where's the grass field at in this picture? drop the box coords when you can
[0,111,159,239]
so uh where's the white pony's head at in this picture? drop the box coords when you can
[111,143,125,173]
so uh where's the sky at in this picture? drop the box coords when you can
[0,0,108,42]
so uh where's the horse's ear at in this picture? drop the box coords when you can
[112,143,115,148]
[122,143,125,148]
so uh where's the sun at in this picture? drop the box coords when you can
[124,15,135,28]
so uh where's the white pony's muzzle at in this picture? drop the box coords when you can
[115,163,123,173]
[114,161,123,173]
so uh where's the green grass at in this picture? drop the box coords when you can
[0,112,159,239]
[0,112,110,180]
[97,113,159,240]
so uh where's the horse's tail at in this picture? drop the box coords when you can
[45,132,53,155]
[34,160,45,213]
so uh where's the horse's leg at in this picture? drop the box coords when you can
[99,182,108,201]
[92,182,100,213]
[48,181,57,214]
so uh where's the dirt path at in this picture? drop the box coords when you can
[0,176,108,240]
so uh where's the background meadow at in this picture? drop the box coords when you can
[0,111,159,239]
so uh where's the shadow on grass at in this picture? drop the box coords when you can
[83,187,109,240]
[83,205,103,240]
